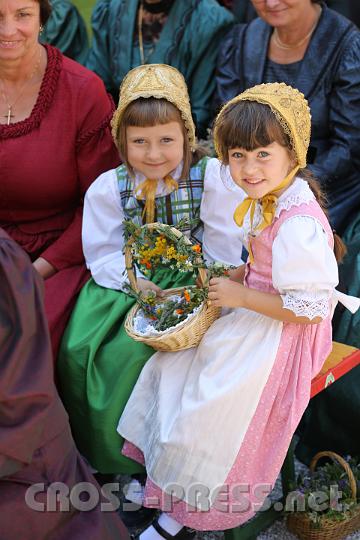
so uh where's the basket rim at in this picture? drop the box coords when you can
[126,285,210,339]
[310,451,357,500]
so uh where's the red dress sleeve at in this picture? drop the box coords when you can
[41,75,120,270]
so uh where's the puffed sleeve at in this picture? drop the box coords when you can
[272,216,339,320]
[41,0,89,64]
[82,170,147,290]
[201,158,245,266]
[309,32,360,186]
[86,0,115,94]
[213,24,245,113]
[0,235,54,476]
[82,170,128,290]
[40,74,120,270]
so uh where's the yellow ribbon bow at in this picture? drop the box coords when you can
[234,166,299,262]
[135,175,178,223]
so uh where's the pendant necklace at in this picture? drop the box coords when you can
[138,2,155,65]
[273,7,321,50]
[0,47,42,125]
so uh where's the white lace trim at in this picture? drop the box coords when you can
[239,177,315,244]
[281,290,331,320]
[274,182,314,217]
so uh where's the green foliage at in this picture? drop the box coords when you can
[72,0,96,35]
[124,220,235,333]
[126,287,208,332]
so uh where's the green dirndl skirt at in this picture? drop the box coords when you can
[57,268,195,474]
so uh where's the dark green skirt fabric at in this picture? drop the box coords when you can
[58,268,195,474]
[296,213,360,464]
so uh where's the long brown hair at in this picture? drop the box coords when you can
[36,0,52,25]
[214,100,346,262]
[116,97,206,178]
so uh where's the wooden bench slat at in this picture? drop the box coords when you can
[310,342,360,398]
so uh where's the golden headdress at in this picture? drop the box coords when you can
[111,63,196,150]
[214,83,312,263]
[214,82,311,168]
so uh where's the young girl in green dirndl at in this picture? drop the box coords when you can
[57,64,244,477]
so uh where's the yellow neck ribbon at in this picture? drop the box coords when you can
[135,175,178,223]
[234,166,299,262]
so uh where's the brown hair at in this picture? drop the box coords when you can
[214,100,346,262]
[36,0,52,25]
[116,97,206,179]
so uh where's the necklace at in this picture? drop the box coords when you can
[0,47,42,125]
[272,8,321,50]
[138,2,155,65]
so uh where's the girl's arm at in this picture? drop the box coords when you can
[208,278,322,324]
[228,264,246,283]
[209,215,340,325]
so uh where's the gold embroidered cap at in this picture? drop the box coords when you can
[214,82,311,168]
[111,64,196,149]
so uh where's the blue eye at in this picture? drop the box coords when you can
[258,151,269,158]
[133,139,145,144]
[162,138,173,143]
[231,151,243,159]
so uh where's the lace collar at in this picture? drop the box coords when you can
[240,177,315,240]
[133,161,183,199]
[0,45,62,140]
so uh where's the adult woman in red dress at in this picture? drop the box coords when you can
[0,0,119,358]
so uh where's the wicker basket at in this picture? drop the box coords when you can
[124,222,221,351]
[287,451,360,540]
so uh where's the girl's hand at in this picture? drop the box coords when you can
[137,278,165,297]
[208,277,246,308]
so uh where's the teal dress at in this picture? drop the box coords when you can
[86,0,235,137]
[41,0,88,64]
[57,159,207,474]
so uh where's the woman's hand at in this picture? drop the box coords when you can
[208,277,246,308]
[137,278,165,297]
[33,257,57,279]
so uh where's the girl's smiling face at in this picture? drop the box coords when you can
[228,141,295,198]
[126,121,184,179]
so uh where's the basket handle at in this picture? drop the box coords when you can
[124,222,208,292]
[125,238,139,292]
[310,451,357,500]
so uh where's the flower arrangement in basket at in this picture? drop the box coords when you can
[123,220,229,351]
[286,451,360,540]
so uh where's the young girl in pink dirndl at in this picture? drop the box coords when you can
[117,83,360,539]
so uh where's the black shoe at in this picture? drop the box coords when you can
[119,498,157,528]
[94,472,116,486]
[131,517,196,540]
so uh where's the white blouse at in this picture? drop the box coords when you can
[245,177,358,320]
[200,158,246,266]
[82,158,246,291]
